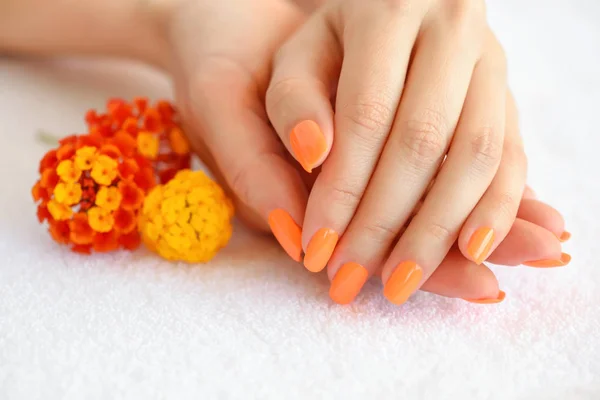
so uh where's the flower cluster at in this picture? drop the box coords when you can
[33,98,234,263]
[32,134,155,253]
[85,97,191,184]
[138,170,235,263]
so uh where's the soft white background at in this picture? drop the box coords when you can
[1,1,599,399]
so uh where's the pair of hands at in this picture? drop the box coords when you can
[158,0,570,304]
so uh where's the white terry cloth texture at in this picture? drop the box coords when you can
[1,1,599,399]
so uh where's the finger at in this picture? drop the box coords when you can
[523,186,537,199]
[300,1,428,273]
[458,88,523,265]
[420,249,503,303]
[330,248,503,305]
[517,198,567,240]
[378,27,500,306]
[266,10,341,173]
[486,218,568,267]
[184,66,308,261]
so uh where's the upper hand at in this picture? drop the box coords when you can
[266,0,558,304]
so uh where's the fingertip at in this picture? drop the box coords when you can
[486,218,563,266]
[290,120,329,173]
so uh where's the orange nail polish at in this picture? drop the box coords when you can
[268,209,303,262]
[558,231,571,242]
[383,261,423,305]
[523,253,571,268]
[467,227,495,265]
[329,262,369,305]
[464,290,506,304]
[304,228,338,273]
[290,120,327,173]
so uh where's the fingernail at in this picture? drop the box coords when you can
[467,227,495,265]
[268,209,303,262]
[464,290,506,304]
[523,253,571,268]
[558,231,571,242]
[290,120,327,173]
[329,262,369,305]
[304,228,338,272]
[383,261,423,305]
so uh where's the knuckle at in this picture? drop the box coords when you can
[444,0,485,23]
[327,179,363,210]
[399,113,447,167]
[378,0,413,15]
[440,0,486,43]
[493,191,519,219]
[265,76,305,112]
[341,97,395,144]
[362,219,398,245]
[424,220,456,244]
[470,127,503,170]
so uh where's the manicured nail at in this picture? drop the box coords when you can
[467,227,495,265]
[268,209,302,262]
[383,261,423,305]
[464,290,506,304]
[329,262,369,305]
[558,231,571,242]
[523,253,571,268]
[290,120,327,173]
[304,228,338,273]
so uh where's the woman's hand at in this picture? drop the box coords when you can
[1,0,570,305]
[266,0,567,304]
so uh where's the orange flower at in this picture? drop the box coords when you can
[35,98,194,255]
[53,182,82,206]
[47,200,73,221]
[39,149,58,173]
[122,117,139,136]
[110,131,137,156]
[90,155,118,185]
[169,127,190,155]
[134,167,156,192]
[56,160,82,183]
[56,143,76,161]
[137,132,159,159]
[74,146,97,170]
[113,208,136,233]
[87,207,114,232]
[99,144,121,160]
[69,213,94,245]
[49,220,71,244]
[72,244,92,254]
[37,204,51,223]
[118,158,139,180]
[133,97,148,114]
[40,168,59,190]
[119,230,141,250]
[96,186,122,211]
[78,134,104,149]
[93,230,120,252]
[119,180,144,210]
[143,108,161,131]
[32,181,50,203]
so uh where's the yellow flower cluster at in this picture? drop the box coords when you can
[139,170,235,263]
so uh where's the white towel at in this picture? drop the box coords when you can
[0,1,598,398]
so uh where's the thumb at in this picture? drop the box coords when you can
[180,69,308,261]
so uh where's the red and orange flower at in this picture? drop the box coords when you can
[32,134,155,253]
[85,97,192,184]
